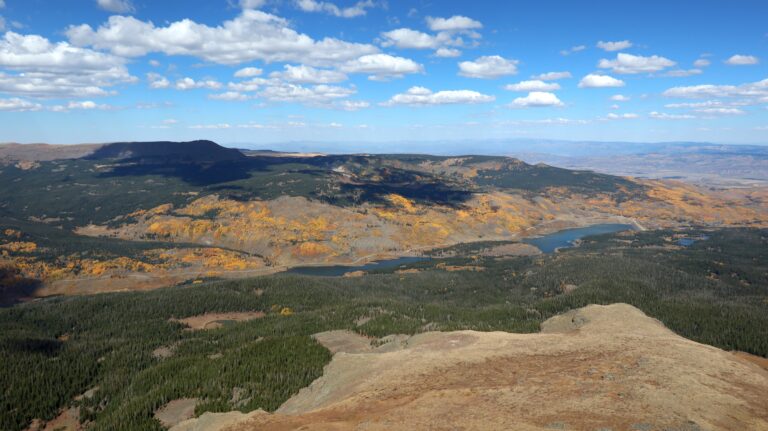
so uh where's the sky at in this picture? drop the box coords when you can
[0,0,766,149]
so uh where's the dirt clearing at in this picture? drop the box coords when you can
[171,312,265,330]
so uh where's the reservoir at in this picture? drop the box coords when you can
[286,223,634,276]
[523,223,635,253]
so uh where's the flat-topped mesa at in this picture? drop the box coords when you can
[84,140,246,163]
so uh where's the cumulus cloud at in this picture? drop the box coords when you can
[381,28,442,49]
[596,40,632,51]
[0,32,136,98]
[458,55,518,79]
[234,67,263,78]
[258,83,356,104]
[605,112,638,120]
[0,97,43,111]
[49,100,114,112]
[174,77,222,90]
[693,58,710,67]
[382,86,494,106]
[190,123,232,129]
[649,111,696,120]
[504,80,560,92]
[146,72,169,89]
[239,0,266,9]
[725,54,759,65]
[434,47,461,58]
[96,0,135,13]
[208,91,251,101]
[578,74,625,88]
[66,10,378,66]
[426,15,482,32]
[663,100,749,109]
[532,71,571,81]
[560,45,586,56]
[295,0,376,18]
[662,68,702,77]
[336,100,370,111]
[610,94,629,101]
[695,107,745,115]
[598,53,675,74]
[269,64,347,84]
[662,78,768,101]
[339,53,423,80]
[510,91,564,107]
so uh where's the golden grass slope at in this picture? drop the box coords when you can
[171,304,768,431]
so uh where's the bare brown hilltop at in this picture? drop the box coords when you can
[171,304,768,431]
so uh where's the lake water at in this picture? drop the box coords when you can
[285,223,634,276]
[523,223,635,253]
[285,256,428,277]
[677,235,709,247]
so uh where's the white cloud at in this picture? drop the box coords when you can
[532,71,571,81]
[725,54,759,65]
[96,0,135,13]
[147,72,169,89]
[270,64,347,84]
[598,53,675,74]
[295,0,376,18]
[234,67,263,78]
[662,68,702,77]
[510,91,564,108]
[695,107,745,115]
[208,91,251,101]
[49,100,113,112]
[339,53,423,80]
[578,74,625,88]
[66,10,378,66]
[381,28,440,49]
[434,47,461,58]
[240,0,266,9]
[560,45,586,56]
[258,83,355,104]
[458,55,518,79]
[605,112,638,120]
[610,94,630,101]
[148,59,160,67]
[426,15,482,32]
[174,77,222,90]
[66,100,109,110]
[693,58,710,67]
[649,111,696,120]
[162,118,178,124]
[0,32,135,98]
[383,86,494,106]
[336,100,370,111]
[0,97,42,111]
[596,40,632,52]
[662,78,768,101]
[504,80,560,92]
[190,123,232,129]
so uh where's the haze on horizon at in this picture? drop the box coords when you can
[0,0,766,148]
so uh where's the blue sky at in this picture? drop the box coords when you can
[0,0,766,148]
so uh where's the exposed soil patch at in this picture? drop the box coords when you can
[154,398,198,428]
[26,407,80,431]
[171,311,265,331]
